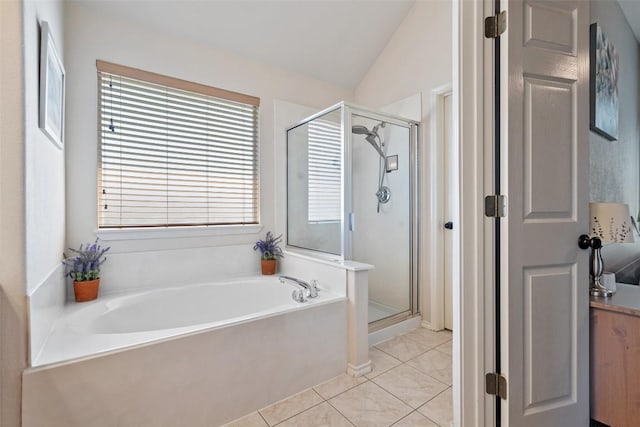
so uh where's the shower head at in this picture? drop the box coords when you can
[351,125,370,135]
[351,124,385,158]
[366,135,386,158]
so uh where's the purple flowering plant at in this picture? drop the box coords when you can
[253,231,284,260]
[62,239,110,282]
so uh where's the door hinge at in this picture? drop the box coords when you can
[485,10,507,38]
[486,373,508,400]
[484,195,507,218]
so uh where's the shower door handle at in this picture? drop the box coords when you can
[444,222,453,230]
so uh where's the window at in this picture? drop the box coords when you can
[97,60,259,228]
[307,118,341,223]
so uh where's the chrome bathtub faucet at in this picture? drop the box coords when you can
[279,276,319,302]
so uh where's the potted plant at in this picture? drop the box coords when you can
[63,239,110,302]
[253,231,284,275]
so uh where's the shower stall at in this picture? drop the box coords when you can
[286,102,419,329]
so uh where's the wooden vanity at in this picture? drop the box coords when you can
[590,284,640,426]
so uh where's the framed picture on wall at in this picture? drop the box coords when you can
[590,22,619,141]
[39,21,65,148]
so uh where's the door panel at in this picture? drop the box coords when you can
[524,2,576,55]
[504,0,589,425]
[523,265,575,412]
[523,76,575,220]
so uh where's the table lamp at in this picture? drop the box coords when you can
[589,202,634,297]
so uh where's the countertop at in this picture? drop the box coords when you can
[590,283,640,317]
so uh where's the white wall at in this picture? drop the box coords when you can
[1,0,65,421]
[23,0,68,365]
[354,0,453,322]
[590,1,640,216]
[64,3,352,294]
[24,0,67,297]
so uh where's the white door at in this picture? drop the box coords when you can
[502,0,589,425]
[443,93,454,331]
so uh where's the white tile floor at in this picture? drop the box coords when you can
[224,328,453,427]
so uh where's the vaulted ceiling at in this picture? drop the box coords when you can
[619,0,640,43]
[77,0,417,89]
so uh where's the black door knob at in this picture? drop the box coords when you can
[444,222,453,230]
[578,234,602,250]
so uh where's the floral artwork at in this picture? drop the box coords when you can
[590,23,618,141]
[39,21,65,148]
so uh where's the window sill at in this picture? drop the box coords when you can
[95,224,263,241]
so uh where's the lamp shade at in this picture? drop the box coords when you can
[589,202,634,243]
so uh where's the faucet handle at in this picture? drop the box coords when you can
[308,280,319,298]
[292,289,306,303]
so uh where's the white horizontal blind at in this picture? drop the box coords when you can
[307,119,341,222]
[97,64,259,228]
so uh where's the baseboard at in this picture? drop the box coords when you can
[347,360,372,377]
[421,320,446,331]
[369,316,422,347]
[421,320,433,330]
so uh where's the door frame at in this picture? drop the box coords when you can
[454,0,497,425]
[426,83,453,332]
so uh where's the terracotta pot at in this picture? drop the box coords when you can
[73,278,100,302]
[261,259,277,275]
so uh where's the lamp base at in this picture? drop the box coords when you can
[590,284,613,298]
[590,245,613,297]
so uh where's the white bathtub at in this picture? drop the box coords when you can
[34,275,343,366]
[24,276,348,426]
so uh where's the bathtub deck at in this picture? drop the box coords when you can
[33,278,344,367]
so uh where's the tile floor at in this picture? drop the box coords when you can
[224,328,452,427]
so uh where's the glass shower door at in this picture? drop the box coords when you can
[350,114,413,324]
[286,108,342,256]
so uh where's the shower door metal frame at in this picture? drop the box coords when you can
[285,102,420,327]
[343,103,420,330]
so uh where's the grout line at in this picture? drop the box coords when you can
[425,386,452,404]
[373,344,412,361]
[433,348,452,357]
[257,411,269,427]
[416,387,453,427]
[405,360,452,388]
[320,377,370,401]
[269,399,326,426]
[259,388,324,426]
[389,410,423,426]
[423,372,451,388]
[312,375,368,400]
[366,377,420,411]
[422,413,443,426]
[369,362,451,410]
[324,394,357,426]
[370,346,403,365]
